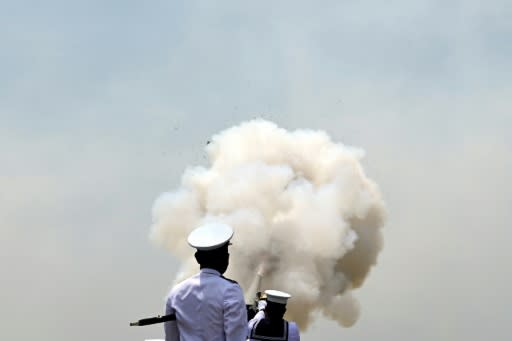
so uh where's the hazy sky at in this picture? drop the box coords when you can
[1,1,511,340]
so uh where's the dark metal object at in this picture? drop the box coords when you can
[130,314,176,326]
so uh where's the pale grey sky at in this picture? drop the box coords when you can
[1,1,511,340]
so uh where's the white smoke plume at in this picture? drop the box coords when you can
[150,119,386,329]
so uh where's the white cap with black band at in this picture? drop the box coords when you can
[187,223,234,251]
[264,290,291,305]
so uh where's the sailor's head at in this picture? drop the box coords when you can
[188,222,234,274]
[264,290,291,321]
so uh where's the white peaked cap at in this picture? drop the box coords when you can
[265,290,292,305]
[187,222,234,251]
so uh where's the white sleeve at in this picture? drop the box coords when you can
[223,284,248,341]
[164,298,180,341]
[288,322,300,341]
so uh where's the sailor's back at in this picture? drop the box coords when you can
[165,268,247,341]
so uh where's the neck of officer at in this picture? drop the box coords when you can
[266,312,285,322]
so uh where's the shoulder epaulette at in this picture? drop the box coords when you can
[221,275,239,285]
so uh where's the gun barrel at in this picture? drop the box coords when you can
[245,262,266,304]
[130,314,176,326]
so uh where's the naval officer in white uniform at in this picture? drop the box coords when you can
[164,223,248,341]
[248,290,300,341]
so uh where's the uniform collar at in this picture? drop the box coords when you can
[200,268,221,276]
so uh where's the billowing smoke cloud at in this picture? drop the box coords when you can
[150,120,385,329]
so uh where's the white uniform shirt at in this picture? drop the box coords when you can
[164,268,247,341]
[247,311,300,341]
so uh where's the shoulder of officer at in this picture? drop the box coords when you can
[221,275,239,285]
